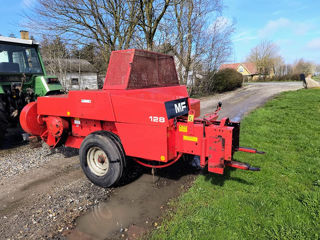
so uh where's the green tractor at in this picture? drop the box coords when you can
[0,33,63,143]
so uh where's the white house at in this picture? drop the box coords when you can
[44,58,98,90]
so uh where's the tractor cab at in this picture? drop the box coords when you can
[0,33,63,143]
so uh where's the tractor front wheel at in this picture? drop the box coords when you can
[80,132,124,188]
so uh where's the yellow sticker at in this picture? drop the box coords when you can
[67,111,70,116]
[183,135,198,142]
[188,114,194,122]
[160,155,166,161]
[179,125,188,132]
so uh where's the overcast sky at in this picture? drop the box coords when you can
[1,0,319,65]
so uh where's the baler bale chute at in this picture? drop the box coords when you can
[20,49,264,188]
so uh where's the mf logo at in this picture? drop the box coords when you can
[174,102,186,113]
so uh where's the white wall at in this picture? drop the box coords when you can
[60,72,98,90]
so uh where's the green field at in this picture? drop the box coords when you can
[150,89,320,240]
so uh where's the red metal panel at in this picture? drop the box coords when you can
[189,98,200,117]
[207,136,225,174]
[103,50,134,89]
[175,122,203,156]
[104,49,179,90]
[37,90,115,121]
[37,94,70,117]
[71,118,102,137]
[110,86,189,126]
[167,126,177,160]
[65,136,84,149]
[115,122,169,161]
[111,93,169,126]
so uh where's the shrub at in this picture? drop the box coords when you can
[259,73,301,82]
[191,68,243,96]
[212,68,243,92]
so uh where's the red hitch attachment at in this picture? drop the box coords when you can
[175,101,263,174]
[237,147,265,154]
[226,161,260,171]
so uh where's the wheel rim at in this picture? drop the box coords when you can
[87,147,109,176]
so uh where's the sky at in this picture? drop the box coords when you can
[0,0,37,37]
[223,0,320,64]
[0,0,319,65]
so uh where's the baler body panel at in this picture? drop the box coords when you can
[37,90,115,121]
[110,85,189,126]
[115,123,172,162]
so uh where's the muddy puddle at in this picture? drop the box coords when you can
[67,160,197,240]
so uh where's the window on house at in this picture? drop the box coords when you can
[71,78,79,85]
[238,66,244,73]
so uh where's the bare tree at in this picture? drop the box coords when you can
[247,40,280,76]
[293,58,315,75]
[137,0,171,50]
[29,0,140,62]
[164,0,233,90]
[202,16,234,72]
[272,56,285,76]
[29,0,234,94]
[40,36,70,87]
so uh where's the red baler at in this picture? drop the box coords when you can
[20,49,263,187]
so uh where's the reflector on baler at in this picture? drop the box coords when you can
[20,48,263,188]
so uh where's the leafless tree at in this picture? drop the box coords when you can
[29,0,140,62]
[40,36,70,87]
[29,0,235,93]
[293,58,315,75]
[137,0,171,50]
[247,40,280,76]
[164,0,233,90]
[202,16,235,73]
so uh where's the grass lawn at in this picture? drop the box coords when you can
[150,89,320,240]
[313,76,320,81]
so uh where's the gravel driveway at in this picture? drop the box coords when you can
[0,82,302,239]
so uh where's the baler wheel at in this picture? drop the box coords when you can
[80,132,124,188]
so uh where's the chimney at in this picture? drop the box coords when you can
[20,30,29,40]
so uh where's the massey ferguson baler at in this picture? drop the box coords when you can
[20,49,263,187]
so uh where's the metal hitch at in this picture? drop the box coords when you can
[226,161,260,171]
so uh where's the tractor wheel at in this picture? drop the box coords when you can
[0,100,8,144]
[79,131,125,188]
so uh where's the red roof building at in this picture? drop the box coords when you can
[219,62,257,75]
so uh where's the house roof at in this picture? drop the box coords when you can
[242,62,257,74]
[220,63,241,71]
[44,58,97,73]
[219,62,257,75]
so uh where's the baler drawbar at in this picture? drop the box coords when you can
[20,49,263,188]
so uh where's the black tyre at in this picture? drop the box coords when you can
[80,131,125,188]
[0,100,8,143]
